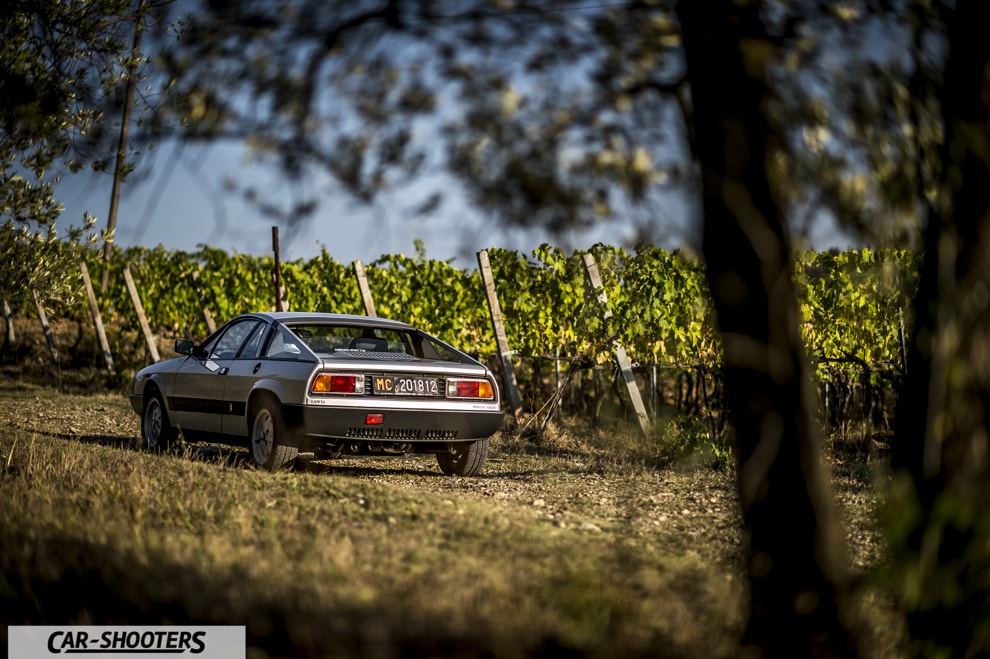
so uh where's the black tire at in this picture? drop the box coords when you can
[140,389,179,452]
[250,396,298,471]
[436,439,489,477]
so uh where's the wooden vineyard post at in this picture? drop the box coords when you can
[582,252,650,436]
[477,250,523,420]
[31,290,59,364]
[123,266,161,362]
[353,260,377,317]
[190,270,217,334]
[2,298,14,346]
[272,226,287,312]
[79,261,115,374]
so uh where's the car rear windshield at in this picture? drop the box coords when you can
[285,324,468,363]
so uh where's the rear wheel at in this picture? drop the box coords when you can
[436,439,489,477]
[250,396,298,471]
[140,389,179,452]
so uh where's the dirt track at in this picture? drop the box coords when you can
[1,382,883,574]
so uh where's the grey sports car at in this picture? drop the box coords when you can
[129,312,504,476]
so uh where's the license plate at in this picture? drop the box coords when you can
[372,375,439,396]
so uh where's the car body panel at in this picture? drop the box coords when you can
[223,360,308,435]
[169,356,230,433]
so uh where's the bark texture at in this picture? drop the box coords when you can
[677,1,859,656]
[893,0,990,654]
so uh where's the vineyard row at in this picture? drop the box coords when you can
[5,243,917,381]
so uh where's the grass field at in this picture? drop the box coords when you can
[0,374,897,658]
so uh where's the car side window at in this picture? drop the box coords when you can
[416,333,468,363]
[199,330,223,356]
[237,321,268,359]
[264,326,304,360]
[211,320,261,360]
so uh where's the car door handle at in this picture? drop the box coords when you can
[252,363,262,374]
[219,367,229,375]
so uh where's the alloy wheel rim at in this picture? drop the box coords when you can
[253,410,274,463]
[146,400,161,449]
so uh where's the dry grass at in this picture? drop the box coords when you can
[0,377,899,658]
[0,382,751,658]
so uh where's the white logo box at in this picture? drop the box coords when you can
[8,626,245,659]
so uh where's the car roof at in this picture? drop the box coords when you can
[247,312,414,330]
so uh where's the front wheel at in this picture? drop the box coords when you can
[140,389,179,452]
[250,397,298,471]
[436,439,489,477]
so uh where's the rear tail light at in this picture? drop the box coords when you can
[311,373,365,395]
[446,378,494,399]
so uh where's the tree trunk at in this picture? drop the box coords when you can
[677,2,859,656]
[892,0,990,653]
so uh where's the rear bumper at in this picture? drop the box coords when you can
[296,406,504,443]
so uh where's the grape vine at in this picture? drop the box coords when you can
[30,243,916,378]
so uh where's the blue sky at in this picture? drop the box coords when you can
[54,138,665,269]
[54,140,852,270]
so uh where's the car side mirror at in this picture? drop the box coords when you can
[175,339,208,359]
